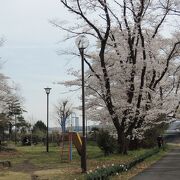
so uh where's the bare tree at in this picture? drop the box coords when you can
[54,99,72,133]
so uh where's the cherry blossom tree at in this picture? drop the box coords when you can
[54,0,180,154]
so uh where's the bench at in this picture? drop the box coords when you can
[0,160,11,167]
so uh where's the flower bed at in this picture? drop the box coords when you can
[86,148,160,180]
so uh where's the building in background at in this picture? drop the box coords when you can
[74,117,79,131]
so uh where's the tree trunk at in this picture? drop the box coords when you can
[110,114,129,155]
[117,131,128,154]
[9,122,12,140]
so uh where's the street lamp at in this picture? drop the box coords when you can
[75,35,89,173]
[44,87,51,152]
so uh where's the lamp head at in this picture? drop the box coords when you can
[75,35,89,49]
[44,87,51,94]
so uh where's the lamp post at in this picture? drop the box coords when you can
[75,35,89,173]
[44,87,51,152]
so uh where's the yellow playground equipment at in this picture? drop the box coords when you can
[59,132,82,161]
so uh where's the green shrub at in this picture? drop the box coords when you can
[96,129,117,156]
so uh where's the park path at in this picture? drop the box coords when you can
[131,146,180,180]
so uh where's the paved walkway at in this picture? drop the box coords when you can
[131,146,180,180]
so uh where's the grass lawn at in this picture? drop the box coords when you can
[0,142,168,180]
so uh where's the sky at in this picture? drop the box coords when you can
[0,0,82,127]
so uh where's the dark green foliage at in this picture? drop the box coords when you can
[31,120,47,144]
[32,130,46,144]
[96,129,117,156]
[142,122,168,148]
[6,99,28,142]
[32,120,46,132]
[128,138,141,150]
[86,148,160,180]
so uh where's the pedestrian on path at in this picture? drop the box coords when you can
[157,135,164,148]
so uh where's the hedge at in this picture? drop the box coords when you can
[86,148,160,180]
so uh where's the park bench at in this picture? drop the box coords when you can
[0,160,11,167]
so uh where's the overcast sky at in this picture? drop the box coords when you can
[0,0,81,127]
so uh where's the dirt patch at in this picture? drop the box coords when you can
[11,159,41,173]
[10,159,59,174]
